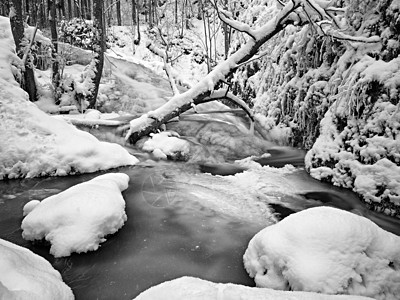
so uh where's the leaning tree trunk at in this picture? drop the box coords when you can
[10,0,37,102]
[87,0,105,108]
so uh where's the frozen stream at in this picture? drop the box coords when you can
[1,58,400,299]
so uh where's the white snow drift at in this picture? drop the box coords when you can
[244,206,400,300]
[0,16,138,180]
[0,238,73,300]
[133,276,373,300]
[21,173,130,257]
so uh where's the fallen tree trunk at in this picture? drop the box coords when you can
[125,0,357,144]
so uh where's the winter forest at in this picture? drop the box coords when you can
[0,0,399,299]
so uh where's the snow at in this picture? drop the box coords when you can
[133,276,373,300]
[142,131,190,160]
[21,173,130,257]
[0,238,74,299]
[0,16,138,179]
[244,206,400,299]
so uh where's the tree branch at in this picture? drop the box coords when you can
[146,41,180,96]
[210,0,257,40]
[125,0,301,144]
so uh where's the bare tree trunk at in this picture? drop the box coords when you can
[10,0,37,102]
[201,3,210,73]
[87,0,105,108]
[81,0,87,19]
[174,0,178,24]
[58,0,66,18]
[148,0,153,27]
[223,0,229,59]
[116,0,121,25]
[131,0,136,25]
[197,0,202,20]
[67,0,73,18]
[49,0,61,103]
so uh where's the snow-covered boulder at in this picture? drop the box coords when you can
[0,16,138,180]
[244,206,400,299]
[21,173,130,257]
[142,131,190,160]
[133,276,373,300]
[0,238,74,299]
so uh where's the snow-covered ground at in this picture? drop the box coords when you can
[0,238,74,299]
[0,16,138,180]
[244,206,400,299]
[133,276,373,300]
[21,173,129,257]
[106,17,218,88]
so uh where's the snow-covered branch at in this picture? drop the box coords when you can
[203,89,255,122]
[125,0,301,144]
[126,0,375,144]
[210,0,257,40]
[146,41,180,96]
[316,21,381,44]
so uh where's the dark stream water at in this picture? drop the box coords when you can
[0,163,262,299]
[1,148,399,299]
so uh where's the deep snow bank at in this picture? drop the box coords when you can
[244,206,400,299]
[0,238,74,299]
[0,16,138,179]
[21,173,129,257]
[133,276,373,300]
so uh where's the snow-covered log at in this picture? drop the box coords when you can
[126,0,371,144]
[126,0,302,143]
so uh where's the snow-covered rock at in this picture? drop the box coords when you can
[0,16,138,180]
[133,276,373,300]
[244,206,400,300]
[142,131,190,160]
[21,173,130,257]
[0,238,74,300]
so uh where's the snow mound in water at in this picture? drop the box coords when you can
[0,16,138,179]
[21,173,129,257]
[0,238,74,299]
[142,131,190,160]
[133,276,373,300]
[244,206,400,299]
